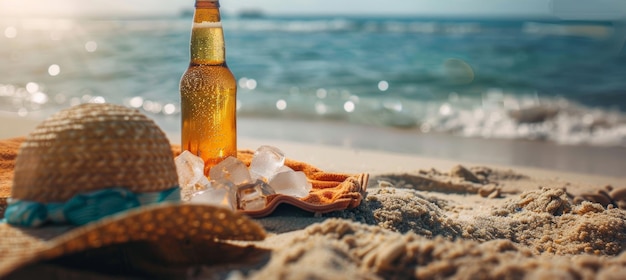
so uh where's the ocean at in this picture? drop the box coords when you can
[1,15,626,147]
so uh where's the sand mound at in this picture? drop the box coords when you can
[328,177,626,255]
[241,167,626,279]
[246,219,626,280]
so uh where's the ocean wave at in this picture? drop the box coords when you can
[420,95,626,146]
[2,80,626,147]
[1,16,624,148]
[522,22,613,38]
[223,17,618,39]
[234,89,626,147]
[225,18,493,35]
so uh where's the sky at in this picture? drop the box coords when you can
[1,0,625,20]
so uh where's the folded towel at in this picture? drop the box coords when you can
[1,138,367,218]
[0,137,25,215]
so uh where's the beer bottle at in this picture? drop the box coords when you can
[180,0,237,175]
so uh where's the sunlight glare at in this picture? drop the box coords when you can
[91,96,106,104]
[315,102,328,115]
[276,99,287,111]
[26,82,39,93]
[1,0,78,17]
[31,92,49,104]
[129,96,144,108]
[85,41,98,52]
[48,64,61,76]
[246,78,257,90]
[163,103,176,115]
[4,27,17,38]
[343,101,355,113]
[378,80,389,91]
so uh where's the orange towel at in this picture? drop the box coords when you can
[0,138,24,203]
[172,145,368,217]
[1,139,367,218]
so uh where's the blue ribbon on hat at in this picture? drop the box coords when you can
[4,186,180,227]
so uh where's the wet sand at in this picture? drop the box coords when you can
[237,117,626,177]
[3,114,626,177]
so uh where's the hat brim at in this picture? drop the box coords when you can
[10,238,270,279]
[0,203,266,278]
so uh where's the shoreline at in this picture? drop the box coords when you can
[236,117,626,178]
[2,113,626,179]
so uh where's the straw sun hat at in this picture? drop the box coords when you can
[0,103,266,278]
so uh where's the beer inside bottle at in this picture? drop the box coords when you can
[180,0,237,175]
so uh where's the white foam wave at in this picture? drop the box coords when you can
[522,22,613,38]
[418,95,626,147]
[234,88,626,147]
[225,18,486,34]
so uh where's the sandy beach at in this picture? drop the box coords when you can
[2,113,626,279]
[2,1,626,277]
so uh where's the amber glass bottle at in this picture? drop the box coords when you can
[180,0,237,175]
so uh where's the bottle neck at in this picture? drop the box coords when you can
[190,1,225,65]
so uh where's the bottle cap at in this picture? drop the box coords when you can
[195,0,219,7]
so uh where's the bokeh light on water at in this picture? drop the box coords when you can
[377,81,389,92]
[275,99,287,111]
[343,100,356,113]
[0,13,625,146]
[48,64,61,76]
[84,41,97,52]
[238,77,257,90]
[4,26,17,38]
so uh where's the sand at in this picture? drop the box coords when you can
[2,114,626,279]
[226,163,626,280]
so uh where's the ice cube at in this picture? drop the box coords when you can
[209,156,251,185]
[190,180,236,211]
[236,179,276,211]
[249,145,286,182]
[175,150,210,188]
[269,168,312,198]
[276,165,293,173]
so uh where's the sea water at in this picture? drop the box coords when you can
[1,15,625,147]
